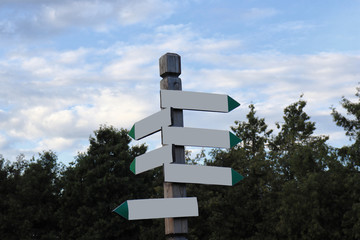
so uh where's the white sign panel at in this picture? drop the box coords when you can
[162,126,241,148]
[113,197,199,220]
[130,145,173,174]
[164,163,243,186]
[129,108,171,140]
[160,90,240,113]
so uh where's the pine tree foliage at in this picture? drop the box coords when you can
[331,86,360,239]
[59,125,162,239]
[188,104,275,239]
[0,151,61,239]
[332,86,360,167]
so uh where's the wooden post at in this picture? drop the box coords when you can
[160,53,188,240]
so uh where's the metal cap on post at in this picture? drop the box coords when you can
[160,53,188,240]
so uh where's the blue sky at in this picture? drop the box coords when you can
[0,0,359,164]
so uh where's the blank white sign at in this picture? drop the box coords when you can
[128,197,199,220]
[164,163,233,186]
[162,126,231,148]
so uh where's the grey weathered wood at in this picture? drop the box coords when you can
[159,53,188,239]
[159,53,181,78]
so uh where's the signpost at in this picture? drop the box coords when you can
[113,53,244,240]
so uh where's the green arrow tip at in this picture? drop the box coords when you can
[128,125,135,139]
[130,158,136,174]
[228,96,240,112]
[113,201,129,219]
[231,169,244,185]
[229,132,242,148]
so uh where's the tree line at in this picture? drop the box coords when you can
[0,87,359,239]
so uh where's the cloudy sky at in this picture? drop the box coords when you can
[0,0,359,164]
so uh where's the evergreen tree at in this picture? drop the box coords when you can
[0,152,61,239]
[269,98,328,180]
[331,87,360,239]
[332,86,360,168]
[188,104,275,239]
[59,125,162,240]
[0,154,27,239]
[0,155,10,238]
[269,98,343,239]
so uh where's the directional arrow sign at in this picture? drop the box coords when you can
[129,108,171,140]
[160,90,240,113]
[113,197,199,220]
[164,163,243,186]
[130,145,173,174]
[162,126,241,148]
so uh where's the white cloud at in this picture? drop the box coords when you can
[73,88,155,130]
[116,0,174,25]
[58,48,89,64]
[242,8,278,21]
[0,0,177,38]
[36,137,75,152]
[0,133,7,149]
[272,21,317,32]
[0,20,16,34]
[102,46,158,81]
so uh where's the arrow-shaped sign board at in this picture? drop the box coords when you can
[164,163,243,186]
[113,197,199,220]
[130,145,173,174]
[162,126,241,148]
[160,90,240,113]
[129,108,171,140]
